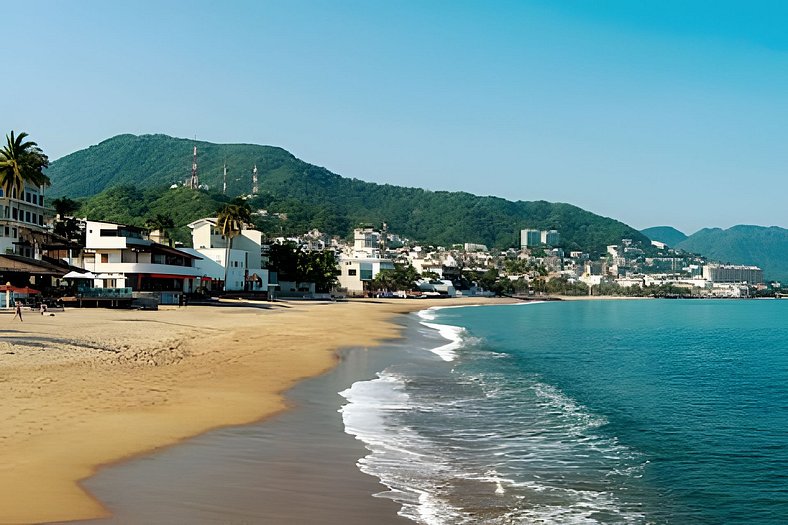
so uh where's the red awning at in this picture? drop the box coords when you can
[0,285,41,294]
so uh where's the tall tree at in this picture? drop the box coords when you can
[216,199,252,290]
[0,131,50,197]
[50,196,80,219]
[145,213,176,247]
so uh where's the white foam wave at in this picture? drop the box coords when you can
[339,371,470,524]
[419,321,466,361]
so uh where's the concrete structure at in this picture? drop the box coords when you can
[186,218,269,292]
[463,243,488,252]
[81,220,201,292]
[702,264,763,285]
[0,184,49,258]
[520,229,541,248]
[540,229,560,246]
[337,227,394,295]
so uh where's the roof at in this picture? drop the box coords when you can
[0,254,69,276]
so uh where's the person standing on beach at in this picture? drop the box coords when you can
[13,303,23,322]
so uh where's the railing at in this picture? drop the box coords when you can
[78,287,133,298]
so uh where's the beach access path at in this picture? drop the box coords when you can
[0,297,512,524]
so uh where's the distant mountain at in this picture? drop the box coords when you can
[46,134,650,254]
[641,226,688,247]
[676,225,788,283]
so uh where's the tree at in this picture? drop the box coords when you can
[216,199,252,290]
[267,241,339,293]
[145,213,176,247]
[0,131,50,197]
[50,196,80,219]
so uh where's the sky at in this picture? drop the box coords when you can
[4,0,788,234]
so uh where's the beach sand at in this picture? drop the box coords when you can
[0,298,510,524]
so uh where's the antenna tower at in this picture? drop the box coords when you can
[252,164,259,195]
[223,161,228,195]
[189,146,199,189]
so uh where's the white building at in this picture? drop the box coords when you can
[81,220,202,291]
[0,184,49,258]
[337,227,394,295]
[185,218,269,292]
[703,264,763,285]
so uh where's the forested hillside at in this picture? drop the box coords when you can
[47,134,649,253]
[641,226,688,247]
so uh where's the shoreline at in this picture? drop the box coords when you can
[0,297,513,524]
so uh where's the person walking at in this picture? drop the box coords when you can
[13,303,23,322]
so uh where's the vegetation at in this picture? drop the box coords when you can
[266,241,339,292]
[47,134,649,255]
[0,131,50,194]
[640,226,688,247]
[145,213,175,247]
[217,199,253,286]
[368,263,421,292]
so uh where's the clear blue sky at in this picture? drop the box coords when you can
[5,0,788,234]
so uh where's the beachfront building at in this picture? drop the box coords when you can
[185,218,269,293]
[0,184,49,258]
[337,227,394,296]
[80,220,202,292]
[703,264,764,285]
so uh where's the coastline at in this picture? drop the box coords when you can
[0,297,512,524]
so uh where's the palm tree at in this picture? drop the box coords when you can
[216,200,252,291]
[0,131,50,198]
[145,213,176,247]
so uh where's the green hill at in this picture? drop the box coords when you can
[47,133,650,254]
[676,225,788,283]
[641,226,688,247]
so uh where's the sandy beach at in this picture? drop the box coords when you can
[0,298,511,524]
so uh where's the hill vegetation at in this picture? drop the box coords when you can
[676,225,788,283]
[47,134,650,254]
[641,226,688,247]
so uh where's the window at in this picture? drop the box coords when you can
[348,269,357,276]
[31,194,37,205]
[100,229,119,237]
[25,211,30,223]
[100,254,109,263]
[11,228,16,238]
[3,227,8,236]
[38,215,43,226]
[25,192,31,203]
[12,208,17,220]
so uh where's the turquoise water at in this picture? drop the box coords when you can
[341,299,788,524]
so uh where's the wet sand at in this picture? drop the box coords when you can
[0,298,511,524]
[70,343,414,525]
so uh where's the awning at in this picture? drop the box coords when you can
[63,271,97,279]
[96,273,125,279]
[150,274,196,279]
[0,285,41,294]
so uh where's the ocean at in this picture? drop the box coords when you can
[340,299,788,524]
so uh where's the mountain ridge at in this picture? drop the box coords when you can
[45,133,651,254]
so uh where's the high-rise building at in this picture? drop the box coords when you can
[520,229,541,248]
[541,229,560,246]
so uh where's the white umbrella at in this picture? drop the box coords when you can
[63,271,96,279]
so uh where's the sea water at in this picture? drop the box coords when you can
[340,300,788,524]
